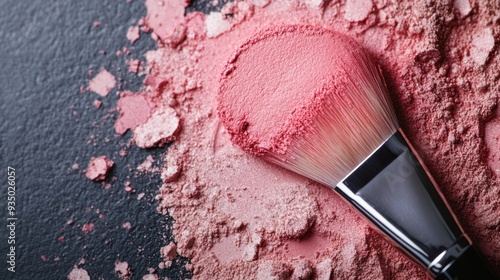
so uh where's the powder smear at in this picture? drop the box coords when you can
[87,0,500,279]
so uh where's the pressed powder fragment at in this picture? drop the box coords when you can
[85,156,114,181]
[88,68,116,97]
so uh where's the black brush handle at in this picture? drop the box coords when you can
[435,246,497,280]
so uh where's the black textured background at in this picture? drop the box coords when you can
[0,0,220,279]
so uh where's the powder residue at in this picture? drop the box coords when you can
[85,156,114,181]
[88,68,116,97]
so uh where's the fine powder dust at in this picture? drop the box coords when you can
[88,0,499,279]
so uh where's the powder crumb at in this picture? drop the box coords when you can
[72,163,79,170]
[126,26,140,44]
[128,59,141,74]
[453,0,472,18]
[133,106,180,148]
[160,242,177,261]
[93,21,100,27]
[123,222,132,229]
[344,0,373,22]
[88,68,116,97]
[137,193,145,200]
[115,91,152,135]
[470,28,495,66]
[85,156,114,181]
[137,155,154,172]
[161,153,181,183]
[144,0,185,41]
[114,261,132,279]
[205,12,232,38]
[142,274,158,280]
[302,0,325,9]
[67,267,90,280]
[93,99,102,109]
[81,223,95,234]
[315,258,333,280]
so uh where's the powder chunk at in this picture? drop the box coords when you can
[470,28,495,66]
[67,267,90,280]
[88,68,116,97]
[257,261,293,280]
[160,242,177,261]
[81,223,95,234]
[126,26,140,44]
[205,12,231,38]
[115,91,152,135]
[114,261,132,279]
[144,0,185,41]
[453,0,471,18]
[85,156,114,181]
[133,106,180,148]
[344,0,373,22]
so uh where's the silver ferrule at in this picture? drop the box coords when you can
[332,129,474,278]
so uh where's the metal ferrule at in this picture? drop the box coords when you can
[333,129,471,278]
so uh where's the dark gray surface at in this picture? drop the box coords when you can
[0,0,217,279]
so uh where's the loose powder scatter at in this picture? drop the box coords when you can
[88,68,116,97]
[85,156,114,181]
[84,0,500,279]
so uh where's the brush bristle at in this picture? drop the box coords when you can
[263,41,399,187]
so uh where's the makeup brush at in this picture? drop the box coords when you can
[217,25,497,279]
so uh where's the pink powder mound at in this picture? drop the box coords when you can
[126,26,140,44]
[88,68,116,97]
[81,223,95,234]
[115,91,153,135]
[218,26,371,157]
[85,156,114,181]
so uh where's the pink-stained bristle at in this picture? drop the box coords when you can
[218,26,398,186]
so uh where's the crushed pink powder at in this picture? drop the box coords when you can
[84,0,500,279]
[88,68,116,97]
[85,156,114,181]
